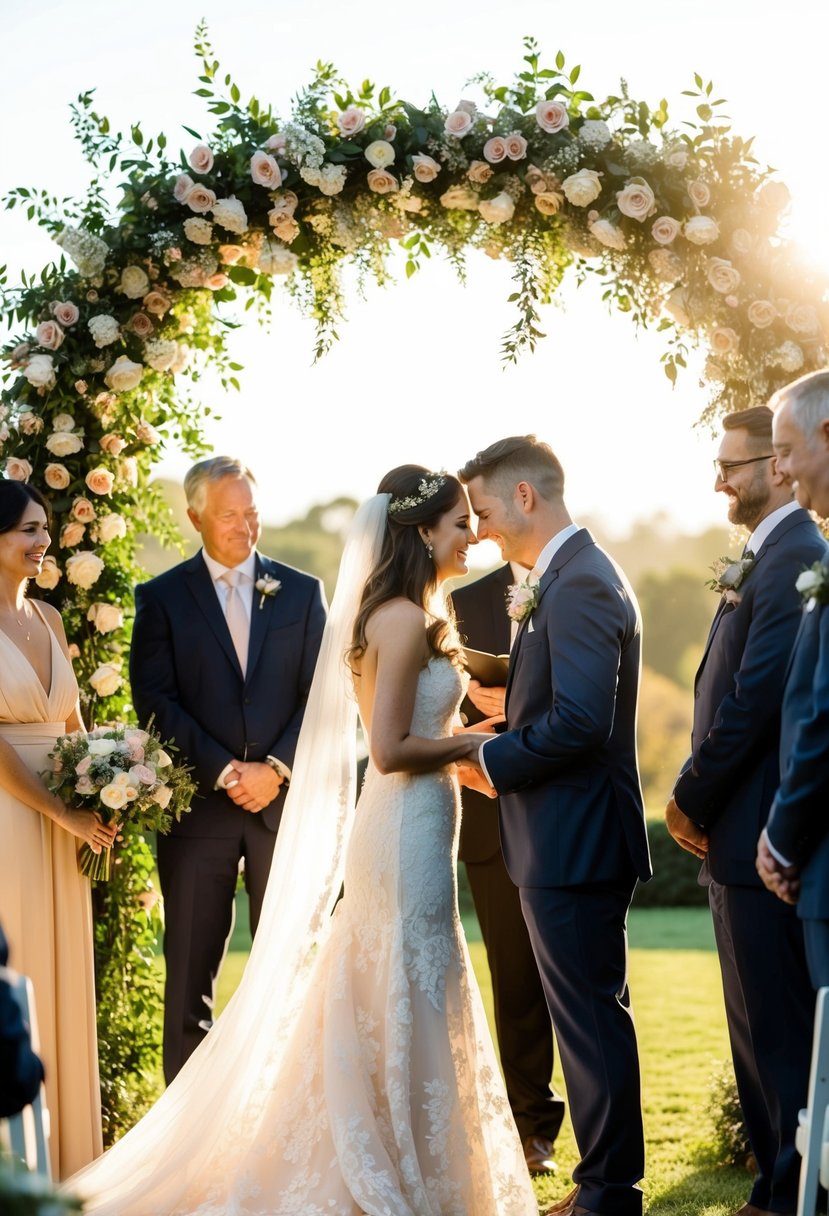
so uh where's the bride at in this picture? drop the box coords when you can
[66,464,539,1215]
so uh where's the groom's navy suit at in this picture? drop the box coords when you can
[130,550,326,1081]
[767,550,829,989]
[673,506,825,1213]
[483,528,650,1216]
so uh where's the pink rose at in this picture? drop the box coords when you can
[130,312,154,338]
[5,457,32,481]
[265,133,287,154]
[85,467,116,496]
[412,154,441,183]
[36,320,65,350]
[747,299,777,329]
[189,144,214,174]
[75,776,95,796]
[337,107,365,137]
[35,556,61,590]
[72,497,97,523]
[651,216,681,245]
[710,326,739,356]
[250,151,282,188]
[75,754,92,776]
[687,179,711,209]
[367,169,398,194]
[130,763,156,786]
[444,110,474,138]
[205,273,229,290]
[467,161,493,185]
[616,178,656,222]
[44,463,70,490]
[174,173,195,203]
[504,133,528,161]
[185,185,217,214]
[483,136,508,164]
[535,99,569,134]
[706,257,741,295]
[52,302,79,327]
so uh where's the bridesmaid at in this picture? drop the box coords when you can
[0,480,116,1178]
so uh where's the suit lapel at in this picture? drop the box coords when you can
[245,555,279,683]
[185,552,244,679]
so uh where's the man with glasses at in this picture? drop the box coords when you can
[665,405,826,1216]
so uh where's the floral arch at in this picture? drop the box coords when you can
[1,28,827,1134]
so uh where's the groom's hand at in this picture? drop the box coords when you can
[225,760,282,812]
[756,829,800,904]
[455,761,497,798]
[466,680,506,719]
[665,797,709,860]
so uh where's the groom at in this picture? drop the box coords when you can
[460,435,651,1216]
[130,456,326,1082]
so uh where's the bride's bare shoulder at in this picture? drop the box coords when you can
[364,598,427,644]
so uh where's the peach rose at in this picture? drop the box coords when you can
[5,457,32,481]
[52,301,79,327]
[505,133,528,161]
[444,109,474,138]
[205,273,229,290]
[268,190,298,218]
[365,140,396,169]
[367,169,398,194]
[74,380,88,395]
[651,216,681,245]
[218,244,244,265]
[535,99,569,134]
[118,456,138,487]
[412,154,440,183]
[337,107,365,137]
[483,136,508,165]
[467,160,493,185]
[60,521,86,548]
[85,467,116,496]
[189,144,214,174]
[35,555,61,589]
[562,169,602,207]
[269,214,300,243]
[99,433,126,456]
[66,551,105,590]
[136,422,161,445]
[174,174,195,203]
[44,463,70,490]
[96,512,127,543]
[143,291,170,316]
[747,299,777,329]
[250,150,281,188]
[478,192,516,224]
[534,192,564,216]
[105,357,143,393]
[87,602,124,634]
[130,312,154,338]
[36,320,65,350]
[707,257,741,295]
[185,185,217,214]
[687,179,711,209]
[72,497,97,523]
[710,326,739,356]
[616,178,656,222]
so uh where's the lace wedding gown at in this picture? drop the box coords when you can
[72,656,537,1215]
[0,605,102,1179]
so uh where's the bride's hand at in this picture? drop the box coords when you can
[453,716,504,736]
[455,761,497,798]
[55,803,118,853]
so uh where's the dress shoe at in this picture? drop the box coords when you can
[543,1187,624,1216]
[730,1206,795,1216]
[523,1134,557,1174]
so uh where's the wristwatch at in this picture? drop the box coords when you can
[264,755,288,781]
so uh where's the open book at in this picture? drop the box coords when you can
[461,647,509,687]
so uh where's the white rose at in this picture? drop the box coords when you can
[100,782,129,809]
[796,569,823,596]
[365,140,396,169]
[478,192,516,225]
[189,144,214,174]
[562,169,602,207]
[535,99,570,134]
[785,304,819,336]
[36,320,64,350]
[684,215,720,245]
[706,257,741,295]
[66,550,105,589]
[155,749,173,767]
[88,738,118,756]
[616,178,656,222]
[183,217,213,245]
[5,457,32,481]
[43,462,70,490]
[250,150,282,188]
[105,357,143,393]
[46,431,83,457]
[144,340,178,372]
[120,266,150,299]
[96,512,127,543]
[444,110,474,138]
[710,327,739,356]
[687,179,711,209]
[87,602,124,634]
[664,286,691,327]
[23,354,56,389]
[35,555,61,589]
[747,299,777,329]
[440,186,480,211]
[589,218,627,250]
[212,196,248,235]
[151,784,173,808]
[88,315,121,347]
[52,413,75,432]
[366,169,398,195]
[338,107,366,137]
[411,154,440,183]
[52,301,79,327]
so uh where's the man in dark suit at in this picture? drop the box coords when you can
[451,564,564,1176]
[130,457,326,1082]
[758,371,829,990]
[666,405,825,1216]
[0,923,44,1117]
[460,435,651,1216]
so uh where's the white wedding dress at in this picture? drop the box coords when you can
[67,497,537,1216]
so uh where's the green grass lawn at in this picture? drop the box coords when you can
[159,903,748,1214]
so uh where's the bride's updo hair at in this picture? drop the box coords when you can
[0,481,51,535]
[348,465,464,669]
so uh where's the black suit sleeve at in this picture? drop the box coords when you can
[0,930,44,1118]
[129,581,234,789]
[264,580,327,770]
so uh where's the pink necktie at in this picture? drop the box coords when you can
[221,570,248,675]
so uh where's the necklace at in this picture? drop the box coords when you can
[0,604,33,642]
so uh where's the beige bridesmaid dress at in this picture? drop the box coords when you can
[0,602,103,1179]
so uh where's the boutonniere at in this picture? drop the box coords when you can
[796,562,829,612]
[706,551,755,605]
[506,577,540,623]
[255,575,281,609]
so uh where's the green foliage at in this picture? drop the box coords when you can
[637,566,719,688]
[637,666,693,811]
[0,1157,82,1216]
[633,818,708,907]
[706,1058,752,1169]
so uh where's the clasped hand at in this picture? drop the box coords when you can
[225,760,283,813]
[452,718,501,799]
[756,828,800,904]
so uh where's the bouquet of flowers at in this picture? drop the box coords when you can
[42,722,196,881]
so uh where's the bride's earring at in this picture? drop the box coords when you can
[425,540,434,559]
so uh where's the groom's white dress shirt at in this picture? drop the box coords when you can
[479,523,580,783]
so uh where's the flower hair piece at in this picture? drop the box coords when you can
[387,473,447,516]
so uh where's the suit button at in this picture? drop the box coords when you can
[694,690,700,699]
[244,697,252,705]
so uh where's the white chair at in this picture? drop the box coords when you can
[796,986,829,1215]
[0,967,51,1181]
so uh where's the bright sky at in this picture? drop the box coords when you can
[2,0,827,564]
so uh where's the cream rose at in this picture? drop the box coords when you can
[59,521,86,548]
[444,109,474,138]
[687,179,711,209]
[151,784,173,809]
[337,107,365,137]
[52,301,79,327]
[747,299,777,329]
[706,257,741,294]
[616,178,656,222]
[664,287,691,327]
[535,99,569,134]
[118,456,138,487]
[72,497,96,523]
[185,185,217,214]
[52,413,75,432]
[440,186,480,211]
[183,217,213,245]
[120,266,150,299]
[478,192,516,225]
[44,462,70,490]
[268,190,298,219]
[189,144,214,174]
[367,169,398,194]
[412,154,440,183]
[85,467,116,496]
[785,303,819,336]
[365,140,395,169]
[99,433,126,456]
[562,169,602,207]
[87,602,124,634]
[534,192,563,216]
[651,216,681,245]
[5,457,32,481]
[105,357,143,393]
[99,782,129,809]
[212,196,248,234]
[483,136,508,165]
[250,150,282,189]
[466,160,493,185]
[729,228,754,256]
[35,555,61,590]
[589,218,627,250]
[66,550,105,589]
[666,144,689,170]
[256,241,298,275]
[36,320,64,350]
[88,315,120,347]
[710,326,739,356]
[96,512,127,543]
[505,133,528,161]
[684,215,720,245]
[23,354,56,389]
[46,431,83,457]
